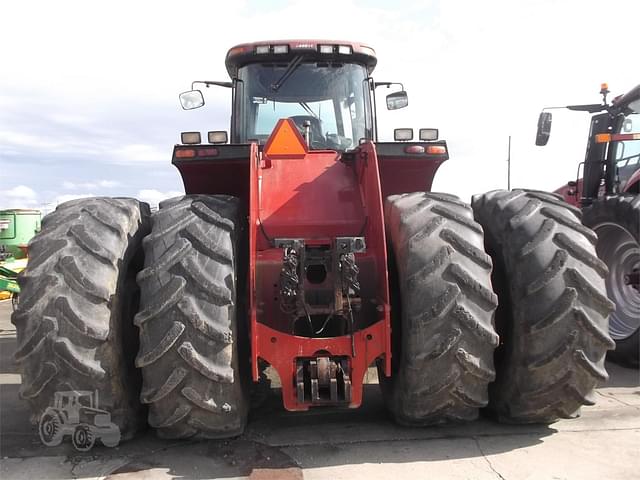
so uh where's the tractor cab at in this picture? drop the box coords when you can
[53,391,95,411]
[179,40,408,149]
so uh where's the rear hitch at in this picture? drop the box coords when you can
[275,236,366,339]
[296,356,352,405]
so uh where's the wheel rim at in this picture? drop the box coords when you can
[73,425,94,451]
[39,414,60,444]
[594,222,640,340]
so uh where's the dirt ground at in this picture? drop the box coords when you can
[1,299,639,479]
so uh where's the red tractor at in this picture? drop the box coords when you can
[13,40,614,440]
[537,83,640,367]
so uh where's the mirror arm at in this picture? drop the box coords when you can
[191,80,233,89]
[374,81,405,91]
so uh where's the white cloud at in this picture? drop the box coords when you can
[4,185,38,208]
[98,180,121,188]
[137,189,183,208]
[62,180,121,190]
[7,185,36,200]
[0,130,63,150]
[47,113,92,127]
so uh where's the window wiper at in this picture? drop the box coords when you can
[299,102,319,119]
[271,55,304,92]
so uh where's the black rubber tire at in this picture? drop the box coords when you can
[12,197,150,439]
[38,409,63,446]
[380,192,499,425]
[582,194,640,368]
[135,195,248,439]
[72,424,95,452]
[472,189,615,423]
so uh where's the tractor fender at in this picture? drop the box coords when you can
[554,180,581,208]
[622,168,640,194]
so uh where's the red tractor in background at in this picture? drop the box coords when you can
[537,84,640,367]
[13,40,614,441]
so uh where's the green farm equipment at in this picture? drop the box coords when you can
[0,209,41,260]
[0,262,20,310]
[0,209,37,308]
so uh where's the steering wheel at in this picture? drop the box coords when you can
[289,115,326,148]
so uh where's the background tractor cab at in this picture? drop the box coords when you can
[536,83,640,205]
[536,83,640,367]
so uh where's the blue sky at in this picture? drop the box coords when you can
[1,0,638,211]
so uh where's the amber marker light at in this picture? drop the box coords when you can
[426,145,447,154]
[175,149,196,158]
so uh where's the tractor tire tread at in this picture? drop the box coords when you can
[380,192,498,425]
[136,195,248,439]
[582,194,640,368]
[11,197,150,437]
[472,189,614,423]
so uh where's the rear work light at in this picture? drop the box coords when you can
[394,128,413,141]
[181,132,201,144]
[319,45,334,54]
[208,131,228,144]
[273,44,289,54]
[256,45,270,54]
[419,128,439,141]
[338,45,352,55]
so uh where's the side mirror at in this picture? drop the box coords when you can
[386,91,408,110]
[179,90,205,110]
[535,111,552,146]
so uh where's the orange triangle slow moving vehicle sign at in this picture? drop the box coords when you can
[263,119,308,158]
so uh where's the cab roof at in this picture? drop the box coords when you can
[225,40,377,78]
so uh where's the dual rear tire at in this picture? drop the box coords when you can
[13,195,249,441]
[383,190,614,424]
[381,192,498,424]
[135,195,248,438]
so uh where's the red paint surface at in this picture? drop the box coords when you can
[248,121,391,409]
[256,321,386,411]
[378,156,445,198]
